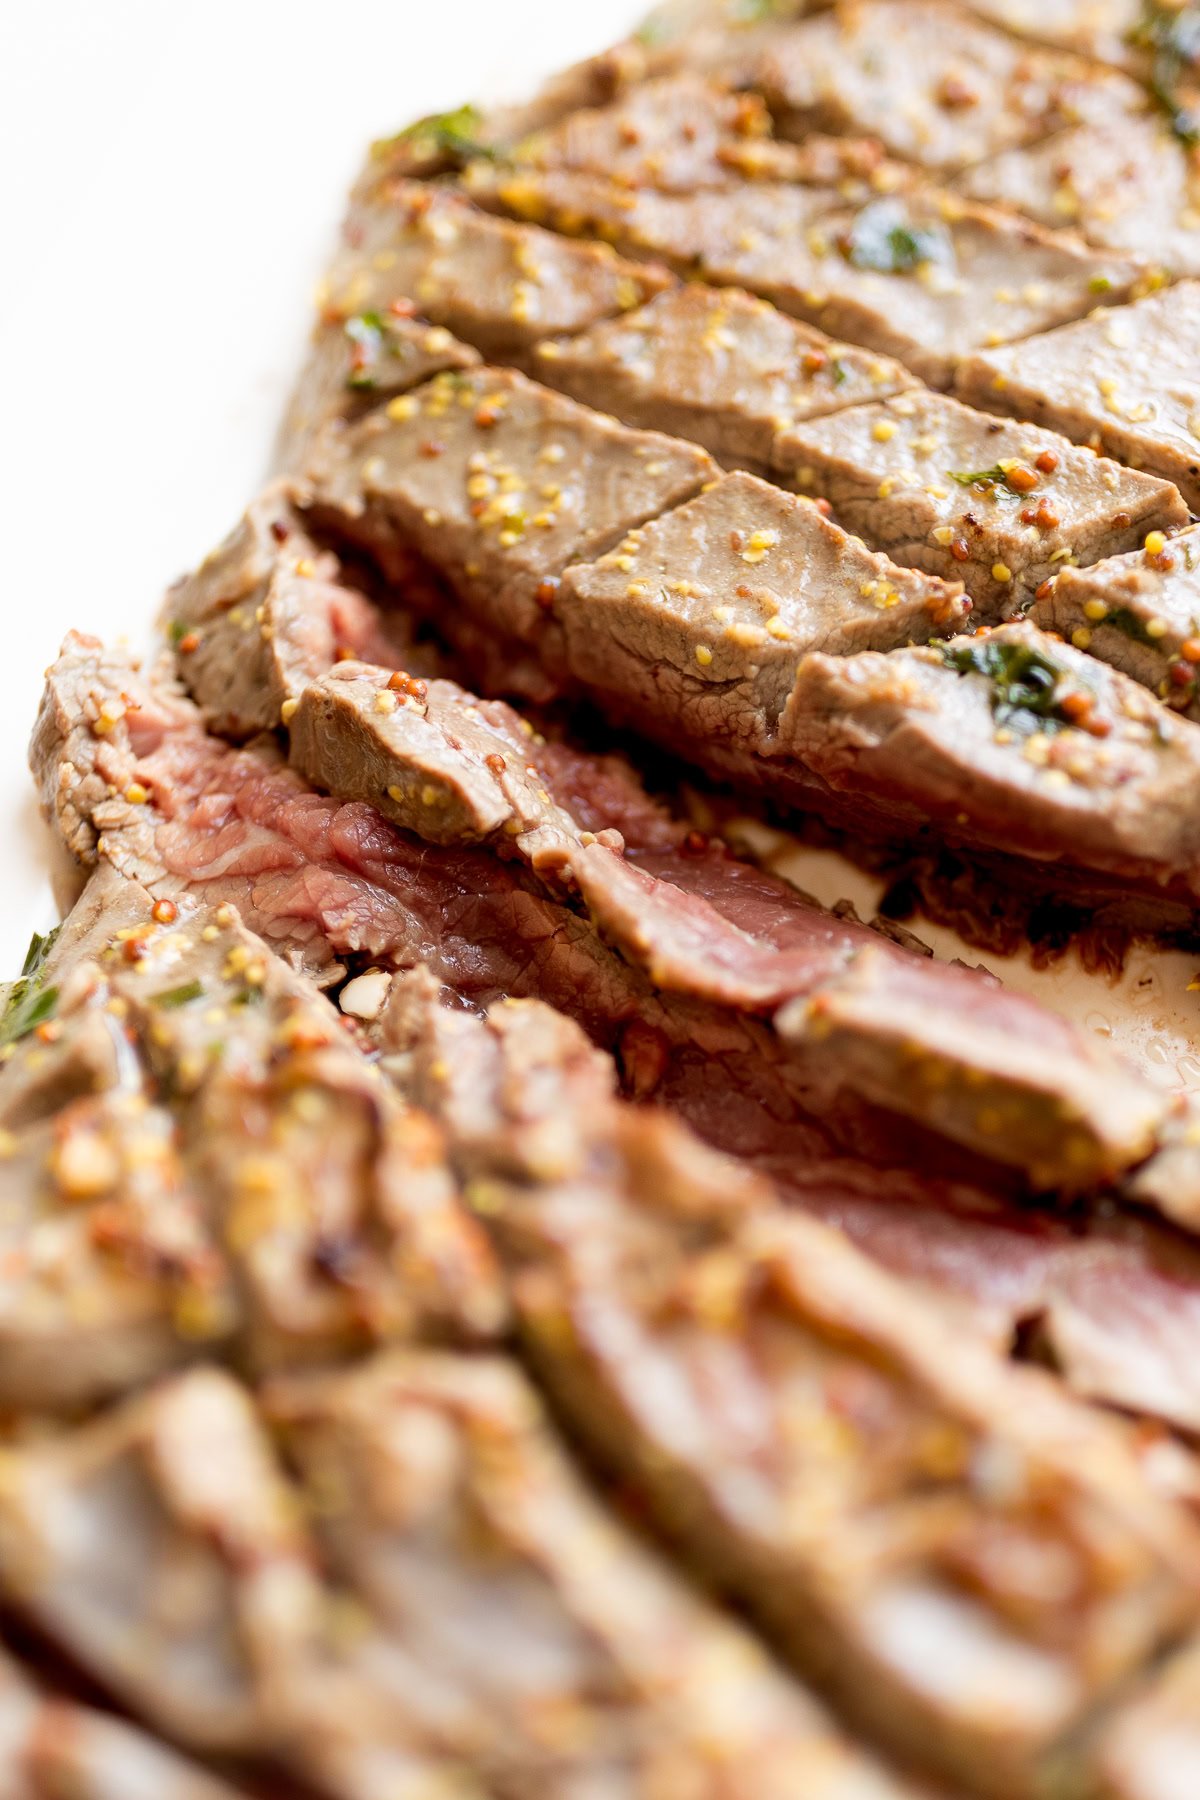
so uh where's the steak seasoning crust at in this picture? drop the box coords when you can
[16,1,1200,1797]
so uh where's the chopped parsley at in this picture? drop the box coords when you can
[1105,605,1169,647]
[167,618,189,645]
[152,979,204,1010]
[1,926,61,1046]
[948,464,1019,490]
[831,357,850,386]
[940,638,1082,733]
[1130,2,1200,146]
[375,103,496,165]
[841,200,953,274]
[343,312,386,389]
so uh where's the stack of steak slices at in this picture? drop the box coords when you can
[15,1,1200,1793]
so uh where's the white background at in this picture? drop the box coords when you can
[0,0,645,962]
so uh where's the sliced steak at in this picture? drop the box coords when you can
[1096,1638,1200,1799]
[1035,524,1200,719]
[533,283,917,472]
[956,115,1200,277]
[386,968,1200,1436]
[635,0,814,85]
[164,485,420,739]
[265,1348,919,1800]
[323,180,672,365]
[555,470,970,740]
[467,163,1144,387]
[360,40,652,183]
[0,1368,319,1754]
[33,633,1173,1199]
[301,365,716,657]
[759,0,1144,171]
[101,880,504,1368]
[777,390,1187,618]
[470,1092,1200,1796]
[0,854,504,1385]
[0,872,235,1408]
[36,638,1200,1425]
[277,306,480,473]
[287,655,1172,1193]
[780,622,1200,900]
[0,1649,251,1800]
[497,71,849,192]
[956,283,1200,511]
[959,0,1141,63]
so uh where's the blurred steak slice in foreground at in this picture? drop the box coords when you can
[263,1348,920,1800]
[0,857,504,1403]
[378,977,1200,1800]
[0,1646,252,1800]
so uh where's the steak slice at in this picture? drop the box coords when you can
[555,471,970,739]
[34,632,1174,1196]
[102,879,505,1368]
[164,485,421,739]
[956,284,1200,512]
[959,0,1141,63]
[0,1648,251,1800]
[956,115,1200,277]
[1096,1639,1200,1799]
[0,1368,319,1754]
[497,71,863,193]
[277,306,480,473]
[467,163,1145,387]
[323,180,672,365]
[777,390,1187,619]
[302,365,716,657]
[532,283,917,473]
[285,656,1171,1192]
[264,1348,920,1800]
[780,622,1200,899]
[1033,524,1200,719]
[0,853,504,1385]
[409,1009,1200,1797]
[759,0,1144,172]
[386,965,1200,1434]
[0,872,236,1408]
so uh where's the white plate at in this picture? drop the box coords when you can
[4,0,1197,1096]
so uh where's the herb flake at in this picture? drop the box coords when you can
[940,637,1084,734]
[1,926,61,1047]
[841,200,953,274]
[152,979,204,1010]
[1130,2,1200,147]
[948,464,1011,488]
[375,103,496,166]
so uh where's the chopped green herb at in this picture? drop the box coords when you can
[20,927,59,982]
[375,103,496,166]
[940,637,1083,733]
[841,200,953,274]
[343,312,386,390]
[1129,2,1200,146]
[0,926,61,1047]
[152,979,204,1010]
[1106,606,1172,647]
[947,464,1026,491]
[831,357,850,386]
[167,619,189,645]
[231,986,266,1008]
